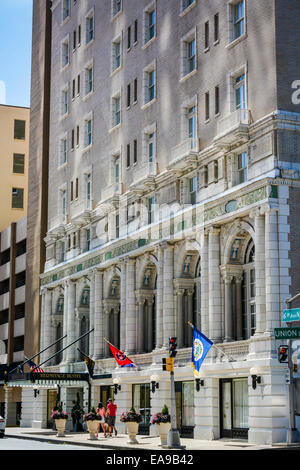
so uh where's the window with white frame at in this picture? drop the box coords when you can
[62,38,69,68]
[61,87,69,116]
[233,0,245,40]
[147,131,155,163]
[181,0,195,12]
[237,151,248,184]
[143,62,156,105]
[148,196,155,224]
[187,105,197,148]
[181,29,197,78]
[112,0,122,18]
[115,155,121,183]
[234,72,246,111]
[189,175,197,205]
[143,3,156,45]
[84,117,93,147]
[86,11,94,44]
[86,172,92,206]
[112,94,121,127]
[60,187,67,220]
[85,64,93,95]
[62,0,70,21]
[242,240,255,339]
[116,212,120,239]
[60,136,68,165]
[112,37,122,72]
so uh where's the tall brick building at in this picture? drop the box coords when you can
[17,0,300,443]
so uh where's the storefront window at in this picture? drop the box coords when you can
[132,384,151,433]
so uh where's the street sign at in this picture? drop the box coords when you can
[274,327,300,339]
[282,308,300,322]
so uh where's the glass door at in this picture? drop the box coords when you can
[175,381,194,437]
[132,384,151,435]
[220,378,249,439]
[47,389,58,429]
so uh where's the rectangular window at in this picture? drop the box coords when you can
[147,69,155,103]
[205,92,210,121]
[116,213,120,239]
[127,144,131,167]
[12,188,24,209]
[115,156,120,183]
[134,78,138,102]
[13,154,25,174]
[112,39,122,71]
[14,120,26,140]
[233,1,245,40]
[215,86,220,115]
[113,95,121,126]
[77,74,81,95]
[62,40,69,68]
[86,173,91,202]
[205,21,209,49]
[188,38,196,73]
[70,181,74,201]
[78,24,81,45]
[148,196,155,224]
[127,26,131,49]
[237,151,248,183]
[61,190,67,217]
[76,125,80,146]
[60,138,67,164]
[148,132,155,163]
[62,88,68,114]
[134,19,138,43]
[71,129,75,149]
[0,249,10,266]
[133,139,137,164]
[127,83,131,107]
[85,66,93,95]
[181,31,197,78]
[112,0,122,17]
[73,30,77,50]
[190,176,197,205]
[214,13,219,42]
[187,105,197,148]
[72,79,76,99]
[85,119,92,147]
[16,240,26,258]
[182,0,195,11]
[75,177,79,198]
[86,14,94,44]
[62,0,70,21]
[235,73,246,110]
[148,9,155,41]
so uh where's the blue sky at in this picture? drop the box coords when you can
[0,0,33,108]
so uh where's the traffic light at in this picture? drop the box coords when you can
[169,337,177,358]
[278,345,289,363]
[162,357,174,372]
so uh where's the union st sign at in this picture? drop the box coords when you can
[274,327,300,340]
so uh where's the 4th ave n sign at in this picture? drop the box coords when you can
[274,327,300,340]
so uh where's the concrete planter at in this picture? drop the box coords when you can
[86,420,100,440]
[158,422,171,446]
[55,419,67,437]
[126,422,139,444]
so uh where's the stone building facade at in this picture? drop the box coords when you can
[21,0,300,443]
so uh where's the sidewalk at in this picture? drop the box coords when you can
[4,426,286,451]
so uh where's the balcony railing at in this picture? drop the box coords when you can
[215,109,251,144]
[169,138,199,170]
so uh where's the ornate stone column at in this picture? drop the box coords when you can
[147,297,154,352]
[208,227,222,342]
[235,275,243,340]
[89,271,95,357]
[187,288,194,345]
[113,306,120,348]
[163,243,174,347]
[253,208,266,335]
[120,259,127,351]
[104,305,111,357]
[136,296,145,354]
[265,207,280,333]
[126,258,136,354]
[94,270,104,359]
[223,275,233,342]
[66,280,76,363]
[200,230,209,337]
[155,245,164,349]
[175,288,185,348]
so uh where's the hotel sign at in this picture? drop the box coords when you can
[30,372,90,383]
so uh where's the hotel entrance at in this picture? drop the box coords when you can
[175,381,194,438]
[220,378,249,439]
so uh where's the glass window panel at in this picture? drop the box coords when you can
[233,378,248,429]
[182,381,194,427]
[13,154,25,174]
[222,382,232,430]
[12,188,24,209]
[14,120,25,140]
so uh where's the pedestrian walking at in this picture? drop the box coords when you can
[106,398,117,437]
[96,402,107,437]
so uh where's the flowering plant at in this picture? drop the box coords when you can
[51,409,68,420]
[83,406,102,421]
[120,407,143,423]
[150,405,171,425]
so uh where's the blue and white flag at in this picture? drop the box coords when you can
[191,327,213,377]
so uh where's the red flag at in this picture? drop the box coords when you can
[107,342,135,367]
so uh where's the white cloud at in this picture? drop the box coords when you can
[0,81,6,104]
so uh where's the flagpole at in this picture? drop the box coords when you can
[187,321,234,362]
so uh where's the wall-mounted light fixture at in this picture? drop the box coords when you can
[195,378,204,392]
[150,375,159,394]
[33,387,40,398]
[250,367,262,390]
[113,378,121,395]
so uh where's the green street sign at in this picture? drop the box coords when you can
[282,308,300,322]
[274,327,300,339]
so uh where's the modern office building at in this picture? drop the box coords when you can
[0,217,27,425]
[13,0,300,443]
[0,105,29,233]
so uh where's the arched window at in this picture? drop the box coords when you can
[242,240,255,339]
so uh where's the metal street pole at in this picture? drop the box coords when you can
[164,370,185,449]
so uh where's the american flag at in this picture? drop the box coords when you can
[27,359,44,373]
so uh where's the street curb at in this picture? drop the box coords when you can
[5,433,159,451]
